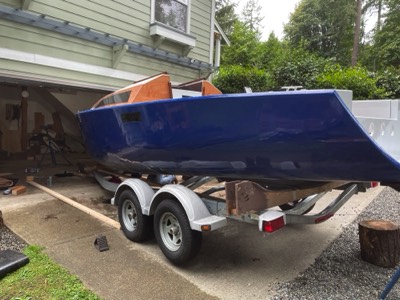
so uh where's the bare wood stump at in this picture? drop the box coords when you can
[359,219,400,268]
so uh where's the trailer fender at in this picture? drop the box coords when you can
[112,179,155,215]
[151,184,227,231]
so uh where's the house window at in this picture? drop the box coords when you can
[150,0,196,52]
[155,0,188,33]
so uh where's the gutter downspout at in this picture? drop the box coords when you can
[214,33,221,69]
[209,0,215,67]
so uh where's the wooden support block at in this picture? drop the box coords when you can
[26,176,34,182]
[225,180,241,215]
[11,185,27,196]
[225,180,345,215]
[359,219,400,267]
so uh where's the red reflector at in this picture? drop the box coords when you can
[262,217,285,233]
[314,213,334,224]
[370,181,380,188]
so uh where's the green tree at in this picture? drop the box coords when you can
[351,0,363,66]
[284,0,356,65]
[363,0,388,32]
[241,0,264,33]
[373,0,400,69]
[220,20,261,66]
[376,67,400,98]
[257,32,285,70]
[215,0,238,37]
[358,42,376,70]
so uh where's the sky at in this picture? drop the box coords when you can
[236,0,301,40]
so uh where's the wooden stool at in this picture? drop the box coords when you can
[359,220,400,268]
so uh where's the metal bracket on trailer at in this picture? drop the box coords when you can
[284,183,361,224]
[94,170,120,193]
[257,183,368,232]
[181,176,216,190]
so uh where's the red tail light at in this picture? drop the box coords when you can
[262,216,285,233]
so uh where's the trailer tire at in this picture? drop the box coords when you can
[154,199,202,265]
[118,189,153,242]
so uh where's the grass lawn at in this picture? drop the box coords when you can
[1,245,101,300]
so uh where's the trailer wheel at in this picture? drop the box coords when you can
[154,199,202,265]
[118,189,152,242]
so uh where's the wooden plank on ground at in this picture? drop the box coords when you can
[27,181,120,230]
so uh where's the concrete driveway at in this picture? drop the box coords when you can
[0,173,383,300]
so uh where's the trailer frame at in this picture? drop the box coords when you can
[95,170,375,265]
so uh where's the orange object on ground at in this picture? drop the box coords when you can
[11,185,26,196]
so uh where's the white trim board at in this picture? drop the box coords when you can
[0,48,144,83]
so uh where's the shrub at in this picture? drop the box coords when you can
[212,66,275,93]
[376,67,400,99]
[271,48,326,89]
[316,64,385,100]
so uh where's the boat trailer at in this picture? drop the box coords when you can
[94,170,376,265]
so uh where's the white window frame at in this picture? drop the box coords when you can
[150,0,196,51]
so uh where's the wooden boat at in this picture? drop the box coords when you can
[76,73,400,188]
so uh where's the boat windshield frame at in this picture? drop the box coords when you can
[94,90,131,108]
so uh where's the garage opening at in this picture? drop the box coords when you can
[0,78,109,161]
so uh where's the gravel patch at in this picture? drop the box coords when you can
[0,223,28,252]
[273,187,400,300]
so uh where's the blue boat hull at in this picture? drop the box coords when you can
[76,90,400,185]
